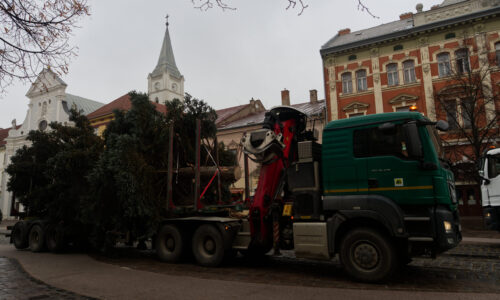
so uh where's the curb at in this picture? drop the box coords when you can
[0,256,99,300]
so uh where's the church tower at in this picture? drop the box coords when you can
[148,17,184,103]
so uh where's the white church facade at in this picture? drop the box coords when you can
[0,19,185,219]
[0,70,104,218]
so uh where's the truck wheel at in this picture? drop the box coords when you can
[29,224,46,252]
[192,224,224,267]
[12,222,29,249]
[46,225,65,253]
[340,227,397,282]
[156,224,183,263]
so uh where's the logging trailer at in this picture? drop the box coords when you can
[10,106,462,282]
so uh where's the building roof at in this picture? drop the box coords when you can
[320,1,500,55]
[215,104,248,125]
[150,24,182,78]
[86,94,167,120]
[218,100,326,131]
[64,94,105,116]
[322,18,413,52]
[0,125,21,147]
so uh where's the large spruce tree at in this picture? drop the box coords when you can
[6,109,103,222]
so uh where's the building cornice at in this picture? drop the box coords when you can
[320,6,500,57]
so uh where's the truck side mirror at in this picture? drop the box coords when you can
[436,120,449,131]
[403,122,423,158]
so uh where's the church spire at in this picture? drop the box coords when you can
[151,15,181,78]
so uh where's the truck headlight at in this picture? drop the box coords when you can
[443,221,453,233]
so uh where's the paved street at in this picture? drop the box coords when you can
[1,223,500,299]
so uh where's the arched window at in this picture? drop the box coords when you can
[387,63,398,86]
[495,42,500,67]
[437,53,451,77]
[403,60,416,83]
[342,72,353,94]
[455,49,470,74]
[356,70,367,92]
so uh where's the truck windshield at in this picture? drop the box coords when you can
[426,125,445,160]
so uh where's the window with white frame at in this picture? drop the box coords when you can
[495,42,500,67]
[443,98,473,130]
[356,70,367,92]
[437,53,451,77]
[455,49,470,74]
[396,106,410,112]
[461,98,473,129]
[403,60,416,83]
[387,63,399,86]
[342,72,353,94]
[445,100,458,130]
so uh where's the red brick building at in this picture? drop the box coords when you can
[320,0,500,216]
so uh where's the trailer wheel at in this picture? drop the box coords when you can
[46,225,65,253]
[12,222,29,249]
[29,224,46,252]
[156,224,183,263]
[192,224,224,267]
[340,227,397,282]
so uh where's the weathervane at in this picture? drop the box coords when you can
[166,14,169,27]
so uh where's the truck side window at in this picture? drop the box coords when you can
[353,125,409,159]
[488,155,499,179]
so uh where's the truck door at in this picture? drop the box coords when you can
[353,124,434,206]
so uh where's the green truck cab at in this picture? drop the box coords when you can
[321,112,460,257]
[284,111,461,281]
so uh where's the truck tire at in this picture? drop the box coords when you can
[340,227,397,282]
[156,224,183,263]
[12,222,29,249]
[29,224,46,252]
[46,225,65,253]
[192,224,224,267]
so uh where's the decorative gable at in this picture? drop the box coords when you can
[25,69,67,98]
[342,101,369,111]
[388,94,419,104]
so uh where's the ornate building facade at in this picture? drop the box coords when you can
[320,0,500,216]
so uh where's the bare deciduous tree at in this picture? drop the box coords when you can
[191,0,376,17]
[434,42,500,181]
[0,0,90,93]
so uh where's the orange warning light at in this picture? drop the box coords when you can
[409,105,418,111]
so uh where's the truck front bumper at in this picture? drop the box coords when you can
[434,206,462,253]
[483,206,500,231]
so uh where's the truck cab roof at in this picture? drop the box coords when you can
[325,112,425,130]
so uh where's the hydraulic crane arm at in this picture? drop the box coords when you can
[241,106,308,253]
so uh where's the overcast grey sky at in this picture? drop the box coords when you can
[0,0,440,128]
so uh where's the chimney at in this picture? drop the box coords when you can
[338,28,351,36]
[281,89,290,106]
[309,89,318,103]
[399,12,413,20]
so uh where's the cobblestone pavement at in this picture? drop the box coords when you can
[0,256,97,300]
[92,243,500,294]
